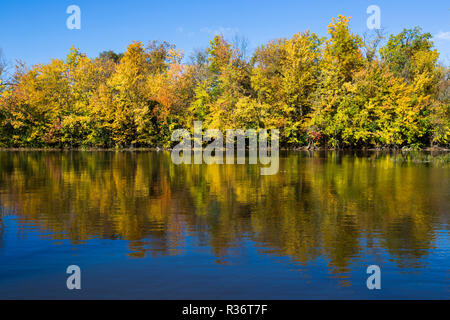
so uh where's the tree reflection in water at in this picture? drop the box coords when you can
[0,151,448,284]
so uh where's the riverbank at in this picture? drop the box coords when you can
[1,146,449,152]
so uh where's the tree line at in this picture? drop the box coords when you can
[0,16,448,149]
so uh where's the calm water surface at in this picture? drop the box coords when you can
[0,151,448,299]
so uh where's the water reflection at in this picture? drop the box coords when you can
[0,151,448,278]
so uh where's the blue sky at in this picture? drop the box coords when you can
[0,0,449,68]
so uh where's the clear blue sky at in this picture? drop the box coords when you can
[1,0,449,68]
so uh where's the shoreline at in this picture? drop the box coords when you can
[0,146,449,152]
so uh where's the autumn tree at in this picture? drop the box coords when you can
[0,17,448,149]
[307,15,364,148]
[252,32,322,145]
[189,35,252,132]
[99,50,124,64]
